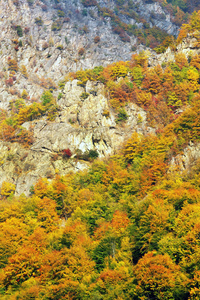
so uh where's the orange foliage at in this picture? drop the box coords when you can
[142,66,162,94]
[99,269,123,283]
[175,53,188,69]
[134,252,186,300]
[190,54,200,70]
[111,211,129,233]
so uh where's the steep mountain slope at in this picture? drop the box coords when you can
[0,0,183,194]
[0,0,180,107]
[0,4,200,300]
[0,8,200,195]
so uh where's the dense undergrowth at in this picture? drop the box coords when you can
[0,11,200,300]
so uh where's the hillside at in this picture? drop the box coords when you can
[0,7,200,194]
[0,0,184,109]
[0,0,198,110]
[0,1,200,299]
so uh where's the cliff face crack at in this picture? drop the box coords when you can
[41,146,52,153]
[103,139,108,148]
[38,122,47,133]
[76,112,81,126]
[92,135,100,146]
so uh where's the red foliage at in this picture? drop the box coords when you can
[63,17,70,23]
[5,78,14,86]
[41,4,47,11]
[94,36,100,43]
[24,27,30,34]
[78,48,85,56]
[119,32,130,43]
[82,0,97,7]
[62,148,72,158]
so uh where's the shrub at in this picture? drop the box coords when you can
[78,48,85,56]
[39,78,57,90]
[116,108,128,123]
[46,104,59,121]
[21,89,28,99]
[88,149,99,159]
[27,0,34,6]
[57,93,63,100]
[76,149,99,161]
[80,92,89,100]
[12,38,18,44]
[69,118,76,124]
[5,78,14,86]
[82,9,87,16]
[41,4,47,11]
[1,181,16,198]
[51,153,59,161]
[42,42,49,50]
[94,36,100,43]
[8,58,18,72]
[102,109,110,118]
[41,91,54,106]
[9,88,18,96]
[51,20,62,31]
[65,37,69,44]
[82,25,89,33]
[58,81,65,89]
[58,10,65,17]
[35,17,43,26]
[16,128,34,147]
[49,37,54,47]
[56,44,64,50]
[81,0,97,7]
[16,25,23,37]
[119,32,130,43]
[63,17,70,23]
[24,27,30,34]
[110,62,128,79]
[62,148,72,158]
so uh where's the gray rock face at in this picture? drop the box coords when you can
[0,140,90,196]
[31,80,147,157]
[0,79,148,195]
[135,1,178,36]
[148,34,200,68]
[170,142,200,173]
[0,0,179,108]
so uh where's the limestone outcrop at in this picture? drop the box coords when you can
[0,79,149,195]
[0,0,179,107]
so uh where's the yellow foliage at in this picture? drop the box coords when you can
[187,68,199,91]
[1,181,16,197]
[110,62,128,80]
[131,51,148,68]
[137,91,152,107]
[20,65,28,78]
[123,132,142,162]
[21,89,28,99]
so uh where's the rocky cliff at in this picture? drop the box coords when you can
[0,0,199,196]
[0,77,150,195]
[0,0,179,107]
